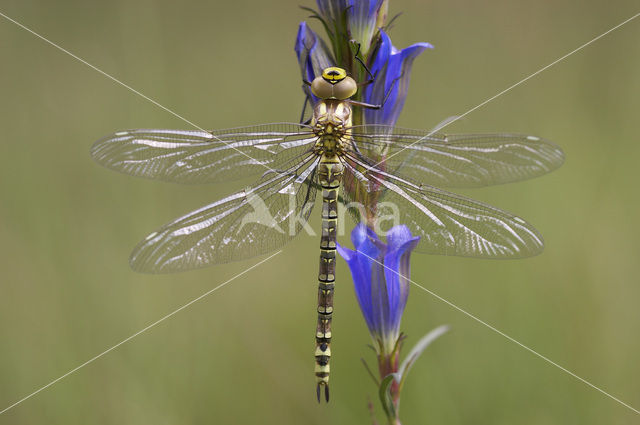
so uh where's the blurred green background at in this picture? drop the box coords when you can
[1,0,639,423]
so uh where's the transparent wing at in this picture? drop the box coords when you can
[341,153,544,258]
[130,154,320,273]
[349,125,564,188]
[91,123,317,184]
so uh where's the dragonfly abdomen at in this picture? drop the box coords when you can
[315,155,343,402]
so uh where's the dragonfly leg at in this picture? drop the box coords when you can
[347,70,404,110]
[350,40,375,86]
[299,84,314,125]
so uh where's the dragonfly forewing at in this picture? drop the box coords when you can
[350,126,565,188]
[91,124,317,184]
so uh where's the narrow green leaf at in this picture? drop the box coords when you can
[378,373,399,419]
[398,325,450,385]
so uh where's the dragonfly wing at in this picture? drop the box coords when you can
[130,155,320,272]
[341,155,544,258]
[350,126,564,188]
[91,123,317,184]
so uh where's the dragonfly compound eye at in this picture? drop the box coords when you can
[311,68,357,100]
[331,77,357,100]
[311,77,334,99]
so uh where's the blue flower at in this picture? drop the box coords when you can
[346,0,386,55]
[294,22,334,103]
[315,0,349,27]
[337,224,420,354]
[296,3,430,128]
[363,30,433,126]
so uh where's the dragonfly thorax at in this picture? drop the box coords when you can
[311,99,352,155]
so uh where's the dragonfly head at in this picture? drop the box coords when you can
[311,67,357,100]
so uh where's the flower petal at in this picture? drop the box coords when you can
[346,0,385,55]
[386,224,415,250]
[339,225,384,332]
[350,222,381,250]
[316,0,349,26]
[364,30,433,126]
[335,242,354,262]
[383,226,420,335]
[294,22,335,102]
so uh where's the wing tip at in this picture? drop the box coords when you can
[128,238,167,274]
[128,253,159,274]
[90,131,127,164]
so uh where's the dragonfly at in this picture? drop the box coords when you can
[91,66,564,402]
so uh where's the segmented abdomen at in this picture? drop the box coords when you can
[314,154,343,402]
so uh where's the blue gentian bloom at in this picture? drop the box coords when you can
[296,3,431,128]
[346,0,386,55]
[337,224,420,354]
[294,22,334,83]
[294,22,334,103]
[363,30,433,126]
[315,0,385,55]
[315,0,348,27]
